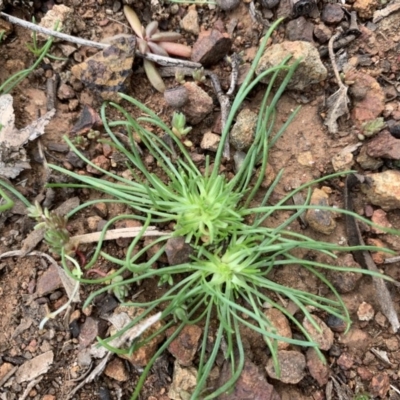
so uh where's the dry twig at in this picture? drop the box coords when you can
[0,12,202,69]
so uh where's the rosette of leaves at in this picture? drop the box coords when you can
[124,5,192,93]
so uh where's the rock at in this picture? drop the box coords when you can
[216,0,241,10]
[79,317,108,349]
[337,352,354,370]
[164,86,189,109]
[0,363,14,381]
[321,3,344,24]
[313,23,332,43]
[167,325,202,366]
[104,358,129,382]
[346,70,385,128]
[366,130,400,159]
[353,0,378,19]
[371,209,392,234]
[285,17,314,43]
[326,315,347,333]
[261,163,277,188]
[261,0,280,9]
[374,311,387,327]
[305,188,336,235]
[303,315,334,351]
[113,306,165,367]
[266,350,306,384]
[42,396,56,400]
[92,202,108,218]
[327,254,362,293]
[306,348,330,386]
[168,361,197,400]
[218,359,280,400]
[338,328,370,348]
[180,6,199,35]
[356,145,383,170]
[264,308,292,350]
[331,152,354,172]
[370,373,390,398]
[385,336,399,351]
[361,170,400,210]
[15,351,54,383]
[200,132,220,151]
[37,5,74,41]
[390,123,400,138]
[165,237,194,265]
[191,29,232,66]
[230,109,257,151]
[71,36,135,102]
[57,83,75,100]
[256,41,327,91]
[66,151,85,168]
[86,155,111,175]
[181,82,213,125]
[357,366,374,380]
[357,302,375,321]
[297,151,315,167]
[36,265,62,297]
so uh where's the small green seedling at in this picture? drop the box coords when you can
[192,67,206,84]
[171,112,192,146]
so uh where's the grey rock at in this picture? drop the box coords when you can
[357,145,383,170]
[230,109,257,151]
[322,3,344,24]
[256,41,327,90]
[165,237,193,265]
[314,23,332,44]
[266,350,306,384]
[286,17,315,43]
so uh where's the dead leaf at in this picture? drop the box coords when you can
[324,85,349,134]
[0,94,55,178]
[324,29,350,135]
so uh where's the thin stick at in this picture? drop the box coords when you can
[70,226,169,244]
[328,28,344,88]
[0,12,202,68]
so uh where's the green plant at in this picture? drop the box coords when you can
[192,67,206,84]
[0,35,54,95]
[171,111,193,146]
[26,18,397,400]
[26,19,66,61]
[123,5,192,92]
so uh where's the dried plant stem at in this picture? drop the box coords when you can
[0,12,201,68]
[328,28,344,88]
[70,226,169,245]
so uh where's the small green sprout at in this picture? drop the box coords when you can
[192,67,206,84]
[171,112,193,147]
[27,201,72,255]
[175,70,186,85]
